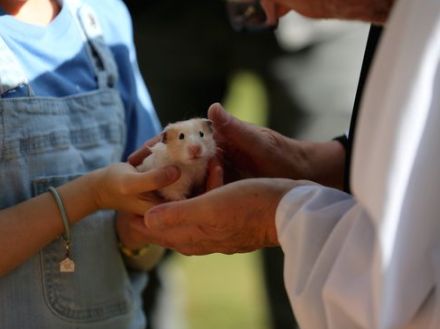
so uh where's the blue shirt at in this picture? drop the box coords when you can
[0,0,161,159]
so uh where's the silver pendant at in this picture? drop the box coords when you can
[60,257,75,273]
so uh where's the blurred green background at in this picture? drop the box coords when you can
[171,252,270,329]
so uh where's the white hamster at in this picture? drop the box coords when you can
[137,118,217,201]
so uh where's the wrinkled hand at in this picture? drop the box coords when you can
[91,162,180,215]
[207,103,310,181]
[140,178,296,255]
[208,103,346,189]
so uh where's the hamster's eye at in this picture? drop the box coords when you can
[199,131,204,138]
[179,133,185,140]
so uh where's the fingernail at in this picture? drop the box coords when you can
[209,103,230,127]
[144,207,162,229]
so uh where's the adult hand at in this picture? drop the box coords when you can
[91,162,180,215]
[141,178,296,255]
[208,102,310,180]
[208,103,346,189]
[261,0,393,24]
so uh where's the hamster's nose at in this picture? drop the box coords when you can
[188,144,202,158]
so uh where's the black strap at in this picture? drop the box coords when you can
[344,25,383,193]
[333,134,349,150]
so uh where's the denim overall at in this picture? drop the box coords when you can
[0,2,145,328]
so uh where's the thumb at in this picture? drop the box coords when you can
[144,193,214,230]
[129,165,181,193]
[207,103,262,149]
[144,200,189,230]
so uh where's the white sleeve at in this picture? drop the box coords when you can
[276,185,376,329]
[276,177,439,329]
[275,0,440,328]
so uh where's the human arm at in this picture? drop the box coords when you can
[207,103,346,189]
[0,163,179,276]
[261,0,394,25]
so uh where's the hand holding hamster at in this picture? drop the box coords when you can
[136,118,217,201]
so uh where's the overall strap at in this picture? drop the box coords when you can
[67,0,119,89]
[0,36,32,97]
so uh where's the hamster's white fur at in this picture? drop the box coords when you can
[137,118,216,201]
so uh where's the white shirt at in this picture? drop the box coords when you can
[275,0,440,328]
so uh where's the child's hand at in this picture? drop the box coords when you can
[91,162,180,215]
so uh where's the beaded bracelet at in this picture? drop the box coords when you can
[48,186,75,273]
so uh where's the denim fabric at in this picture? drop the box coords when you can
[0,1,146,328]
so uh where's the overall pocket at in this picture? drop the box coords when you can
[32,175,134,323]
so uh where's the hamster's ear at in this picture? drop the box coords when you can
[161,131,168,144]
[202,119,214,133]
